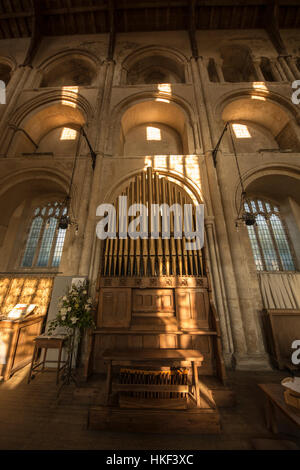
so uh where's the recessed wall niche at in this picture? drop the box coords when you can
[123,123,183,156]
[41,56,97,87]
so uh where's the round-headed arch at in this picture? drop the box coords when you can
[217,90,300,151]
[109,92,196,156]
[37,48,100,87]
[121,45,189,85]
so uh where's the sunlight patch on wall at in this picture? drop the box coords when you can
[251,95,266,101]
[61,86,78,108]
[185,155,201,188]
[145,156,152,167]
[170,155,184,175]
[60,127,77,140]
[252,82,268,91]
[147,126,161,141]
[154,155,168,169]
[156,98,170,103]
[232,124,251,139]
[157,83,172,94]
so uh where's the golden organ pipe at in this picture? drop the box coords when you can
[141,171,147,275]
[103,170,204,278]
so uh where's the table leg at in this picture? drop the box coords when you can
[28,344,38,384]
[105,360,112,406]
[265,398,278,434]
[56,344,63,385]
[192,361,201,407]
[42,348,47,371]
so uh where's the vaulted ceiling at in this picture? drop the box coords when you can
[0,0,299,39]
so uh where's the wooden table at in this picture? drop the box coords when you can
[0,314,45,381]
[102,348,204,407]
[259,383,300,436]
[28,334,69,385]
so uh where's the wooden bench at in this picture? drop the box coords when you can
[102,348,204,407]
[258,383,300,437]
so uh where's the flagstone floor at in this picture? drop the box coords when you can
[0,365,299,450]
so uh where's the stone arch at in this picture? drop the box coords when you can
[4,91,92,156]
[233,164,300,272]
[216,90,300,152]
[108,92,198,156]
[0,167,70,222]
[37,49,100,87]
[120,45,189,85]
[232,163,300,217]
[0,167,70,270]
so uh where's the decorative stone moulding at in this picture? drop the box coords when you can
[100,276,208,289]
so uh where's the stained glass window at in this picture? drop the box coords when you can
[244,198,296,271]
[21,202,67,268]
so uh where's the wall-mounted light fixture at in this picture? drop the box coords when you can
[80,126,97,170]
[212,121,256,228]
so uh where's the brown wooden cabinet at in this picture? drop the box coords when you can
[0,314,45,381]
[263,308,300,369]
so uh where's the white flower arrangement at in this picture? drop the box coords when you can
[48,280,95,336]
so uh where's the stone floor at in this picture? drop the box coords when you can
[0,366,299,450]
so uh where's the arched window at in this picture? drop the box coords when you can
[244,198,296,272]
[21,202,67,268]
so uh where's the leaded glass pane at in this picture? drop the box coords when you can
[21,202,67,268]
[255,214,280,270]
[37,217,57,266]
[246,225,264,270]
[245,198,296,272]
[269,214,295,271]
[21,217,43,267]
[52,228,66,267]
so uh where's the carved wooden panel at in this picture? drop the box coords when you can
[98,288,131,328]
[11,320,41,371]
[0,315,45,380]
[263,309,300,369]
[192,335,213,374]
[175,288,210,329]
[132,289,175,316]
[100,276,208,289]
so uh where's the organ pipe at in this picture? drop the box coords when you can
[102,167,204,277]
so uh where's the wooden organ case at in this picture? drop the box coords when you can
[88,167,230,434]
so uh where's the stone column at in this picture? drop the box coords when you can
[73,157,94,274]
[276,57,290,81]
[78,60,115,277]
[215,60,225,83]
[269,59,283,82]
[196,54,271,369]
[189,57,212,152]
[286,56,300,80]
[0,65,33,154]
[24,67,42,89]
[252,58,265,81]
[5,66,24,102]
[204,216,236,363]
[278,56,295,82]
[214,153,270,369]
[200,57,212,84]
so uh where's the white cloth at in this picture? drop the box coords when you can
[259,273,300,309]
